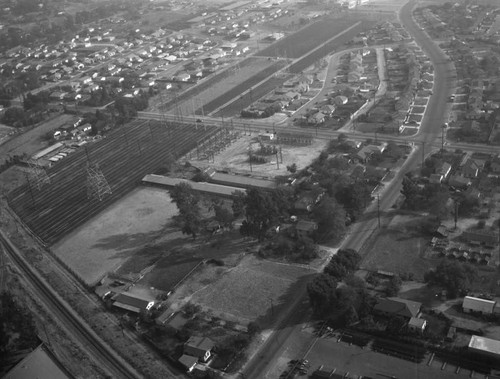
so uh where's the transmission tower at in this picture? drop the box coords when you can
[86,163,112,201]
[26,159,50,190]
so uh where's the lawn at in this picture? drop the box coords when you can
[361,214,435,280]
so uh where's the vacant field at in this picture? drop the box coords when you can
[187,255,316,324]
[361,214,435,280]
[53,187,177,285]
[259,18,364,59]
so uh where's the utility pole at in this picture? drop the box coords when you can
[377,194,381,228]
[421,141,425,166]
[248,144,253,172]
[441,123,447,151]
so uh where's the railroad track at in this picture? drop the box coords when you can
[0,230,141,379]
[8,119,219,245]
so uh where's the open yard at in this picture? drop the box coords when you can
[175,254,317,325]
[53,187,178,285]
[361,214,435,280]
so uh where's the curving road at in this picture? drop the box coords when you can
[240,1,459,378]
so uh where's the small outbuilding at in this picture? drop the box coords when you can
[408,317,427,333]
[178,354,198,372]
[462,296,496,315]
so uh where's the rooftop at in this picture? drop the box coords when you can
[468,335,500,356]
[373,297,422,318]
[4,344,73,379]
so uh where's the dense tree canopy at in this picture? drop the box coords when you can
[424,260,477,298]
[312,196,346,242]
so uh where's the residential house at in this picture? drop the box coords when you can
[112,293,155,314]
[461,158,481,178]
[373,297,422,320]
[49,91,68,101]
[431,162,452,183]
[175,72,191,82]
[184,336,215,362]
[307,112,325,125]
[448,175,471,189]
[320,104,336,116]
[463,296,496,315]
[408,317,427,333]
[333,95,348,106]
[295,220,318,239]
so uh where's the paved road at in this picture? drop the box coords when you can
[240,1,461,378]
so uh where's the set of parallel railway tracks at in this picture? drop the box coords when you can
[7,119,219,245]
[0,230,141,378]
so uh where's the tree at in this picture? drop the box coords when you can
[214,205,233,229]
[401,175,420,210]
[170,182,200,212]
[424,260,477,298]
[311,196,346,242]
[385,275,402,297]
[286,163,297,174]
[324,249,361,280]
[307,274,337,317]
[169,183,202,240]
[242,188,280,241]
[2,106,29,127]
[231,190,246,219]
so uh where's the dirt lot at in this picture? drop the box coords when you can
[361,214,435,280]
[188,134,327,176]
[168,254,317,325]
[52,187,178,285]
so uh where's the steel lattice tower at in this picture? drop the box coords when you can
[86,163,112,201]
[27,159,50,190]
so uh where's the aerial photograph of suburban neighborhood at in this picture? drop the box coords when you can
[1,0,500,377]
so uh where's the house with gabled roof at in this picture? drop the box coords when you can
[184,336,215,362]
[112,293,155,314]
[373,297,422,320]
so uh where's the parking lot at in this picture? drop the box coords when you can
[296,328,500,379]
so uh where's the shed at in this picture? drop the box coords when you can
[408,317,427,333]
[178,354,198,372]
[463,296,496,315]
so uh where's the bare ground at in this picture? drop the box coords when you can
[187,134,327,176]
[52,187,179,285]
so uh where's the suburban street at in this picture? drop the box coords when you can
[239,0,464,378]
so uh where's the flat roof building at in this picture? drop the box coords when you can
[468,335,500,359]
